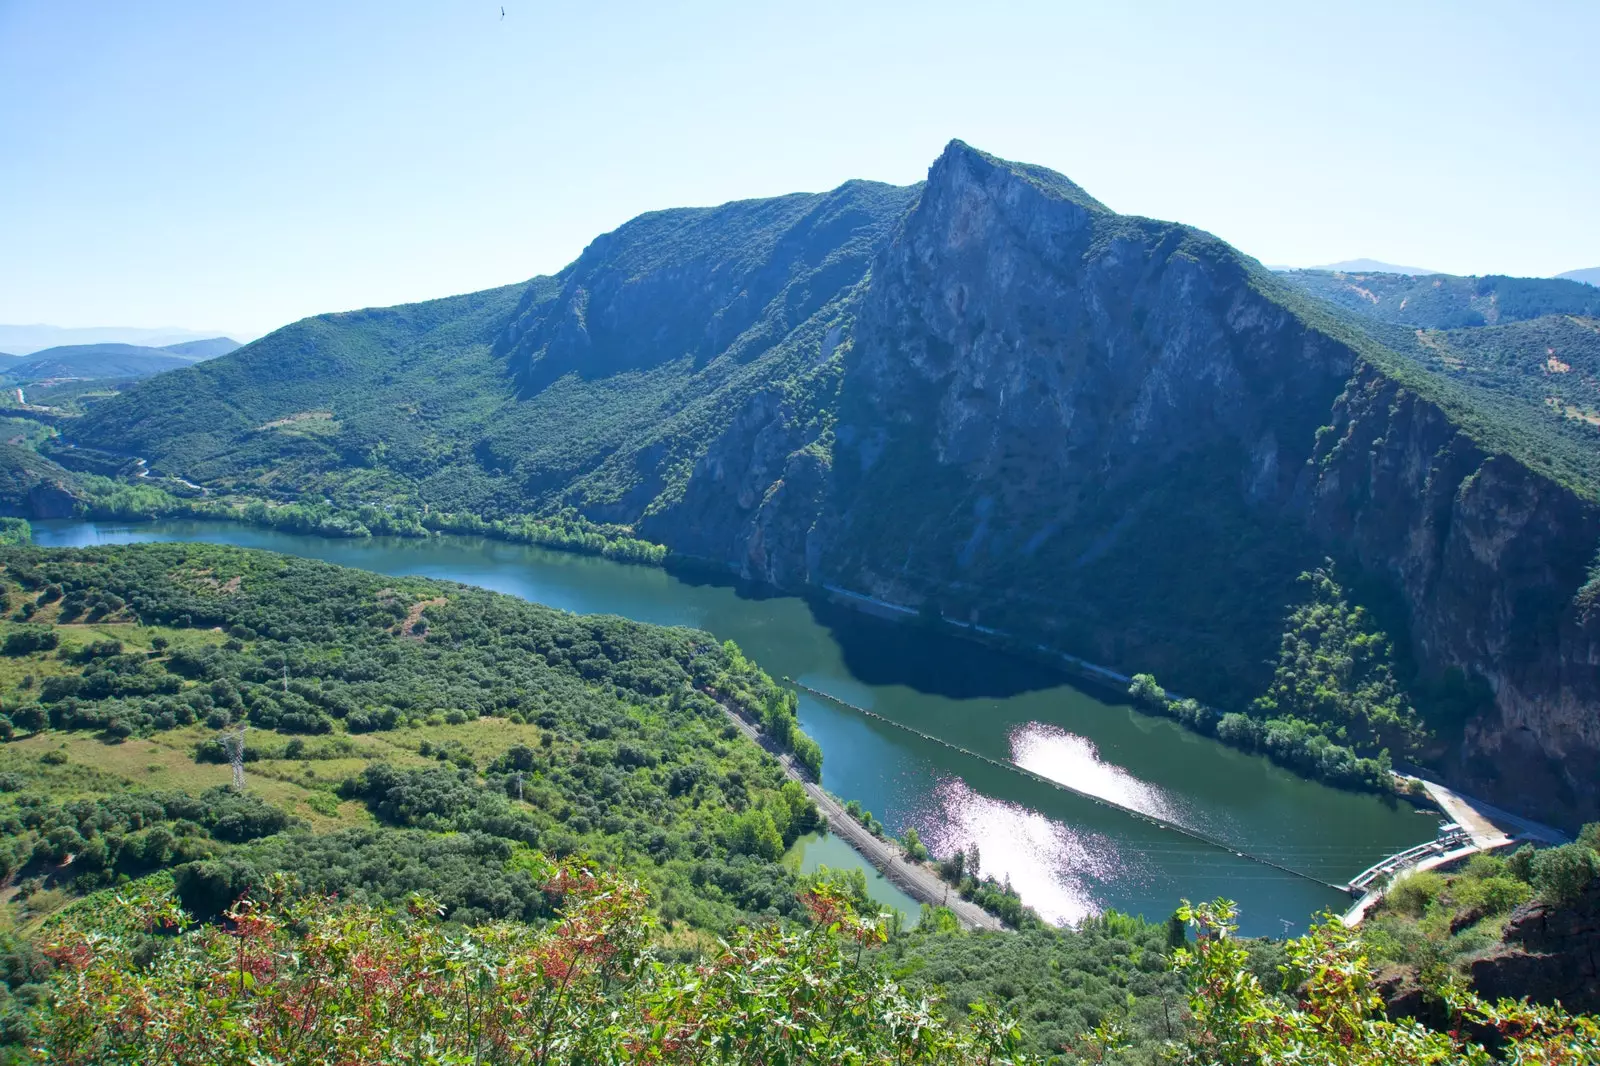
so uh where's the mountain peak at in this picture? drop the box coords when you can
[931,140,1109,214]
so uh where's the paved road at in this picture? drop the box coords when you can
[1419,779,1566,847]
[721,708,1005,932]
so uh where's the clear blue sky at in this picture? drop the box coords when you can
[2,1,1596,339]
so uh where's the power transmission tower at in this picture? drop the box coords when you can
[220,723,247,790]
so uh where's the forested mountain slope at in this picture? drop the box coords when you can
[1277,268,1600,328]
[67,142,1600,827]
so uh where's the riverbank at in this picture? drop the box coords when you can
[719,705,1005,932]
[45,467,1438,805]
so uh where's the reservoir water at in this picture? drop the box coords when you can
[33,519,1436,934]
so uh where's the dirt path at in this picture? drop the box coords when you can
[721,708,1005,932]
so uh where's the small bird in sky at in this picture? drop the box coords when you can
[500,6,505,18]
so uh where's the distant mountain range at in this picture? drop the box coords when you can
[1303,258,1442,275]
[1271,261,1599,286]
[1274,269,1600,328]
[0,337,240,383]
[0,324,244,356]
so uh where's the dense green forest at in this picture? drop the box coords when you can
[0,542,833,931]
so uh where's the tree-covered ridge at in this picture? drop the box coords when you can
[1278,268,1600,328]
[1120,565,1428,794]
[0,543,831,932]
[1380,312,1600,451]
[64,179,917,524]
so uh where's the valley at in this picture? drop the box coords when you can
[33,517,1432,934]
[22,141,1593,834]
[4,139,1599,1063]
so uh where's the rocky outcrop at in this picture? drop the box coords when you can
[638,389,827,588]
[1470,880,1600,1013]
[819,141,1360,699]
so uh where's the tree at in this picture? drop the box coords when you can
[1127,673,1166,710]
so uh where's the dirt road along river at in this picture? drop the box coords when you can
[721,707,1005,932]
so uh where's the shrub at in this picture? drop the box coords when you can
[2,627,58,656]
[1385,870,1446,917]
[1127,673,1166,709]
[1531,843,1600,906]
[31,871,1028,1064]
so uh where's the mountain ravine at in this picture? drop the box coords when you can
[65,140,1600,826]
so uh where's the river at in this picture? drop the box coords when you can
[32,519,1438,934]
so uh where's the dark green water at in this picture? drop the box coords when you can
[785,832,923,929]
[33,520,1437,934]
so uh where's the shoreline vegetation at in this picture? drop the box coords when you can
[45,476,1427,803]
[69,475,669,564]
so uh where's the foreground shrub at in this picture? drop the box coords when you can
[1162,899,1598,1066]
[33,866,1028,1065]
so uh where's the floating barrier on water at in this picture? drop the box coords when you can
[786,678,1358,895]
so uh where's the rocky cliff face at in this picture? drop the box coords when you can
[820,142,1359,700]
[1470,879,1600,1013]
[1306,368,1600,821]
[653,140,1600,825]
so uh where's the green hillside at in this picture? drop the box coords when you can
[0,444,81,519]
[0,542,832,932]
[1277,268,1600,328]
[158,336,240,359]
[0,542,1200,1060]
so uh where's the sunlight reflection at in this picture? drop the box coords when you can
[1010,721,1188,825]
[916,776,1125,925]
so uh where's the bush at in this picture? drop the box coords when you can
[2,628,58,656]
[29,872,1028,1064]
[1385,870,1445,917]
[1531,843,1600,905]
[1127,673,1166,709]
